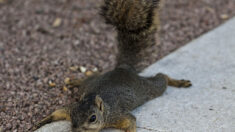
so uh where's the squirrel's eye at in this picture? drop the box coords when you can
[89,115,96,123]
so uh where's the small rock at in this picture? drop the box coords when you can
[69,66,79,72]
[48,80,56,87]
[85,71,93,77]
[205,7,215,13]
[59,100,63,104]
[63,86,68,92]
[6,123,12,129]
[220,14,229,20]
[80,66,87,73]
[64,77,70,85]
[73,40,80,46]
[92,67,98,72]
[53,18,62,27]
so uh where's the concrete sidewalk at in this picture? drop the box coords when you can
[35,17,235,132]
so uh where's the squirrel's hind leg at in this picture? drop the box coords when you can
[149,73,192,88]
[32,107,71,131]
[163,73,192,88]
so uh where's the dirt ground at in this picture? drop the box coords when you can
[0,0,235,131]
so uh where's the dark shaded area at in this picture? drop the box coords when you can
[0,0,234,131]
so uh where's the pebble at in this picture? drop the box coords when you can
[92,67,98,72]
[52,18,62,27]
[69,66,79,72]
[85,71,93,76]
[48,80,56,87]
[6,123,12,129]
[80,66,87,73]
[63,86,68,92]
[59,100,63,104]
[220,14,229,20]
[64,77,70,85]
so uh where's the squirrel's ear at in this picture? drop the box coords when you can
[95,95,104,112]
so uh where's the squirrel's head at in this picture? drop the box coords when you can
[71,94,105,132]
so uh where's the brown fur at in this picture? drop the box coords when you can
[32,107,71,130]
[106,114,136,132]
[33,0,192,132]
[101,0,161,71]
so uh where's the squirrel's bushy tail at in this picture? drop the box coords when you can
[101,0,161,72]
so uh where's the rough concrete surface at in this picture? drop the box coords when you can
[35,17,235,132]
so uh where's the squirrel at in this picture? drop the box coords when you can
[33,0,192,132]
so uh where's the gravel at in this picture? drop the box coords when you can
[0,0,235,131]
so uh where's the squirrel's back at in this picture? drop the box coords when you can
[101,0,161,72]
[81,67,167,112]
